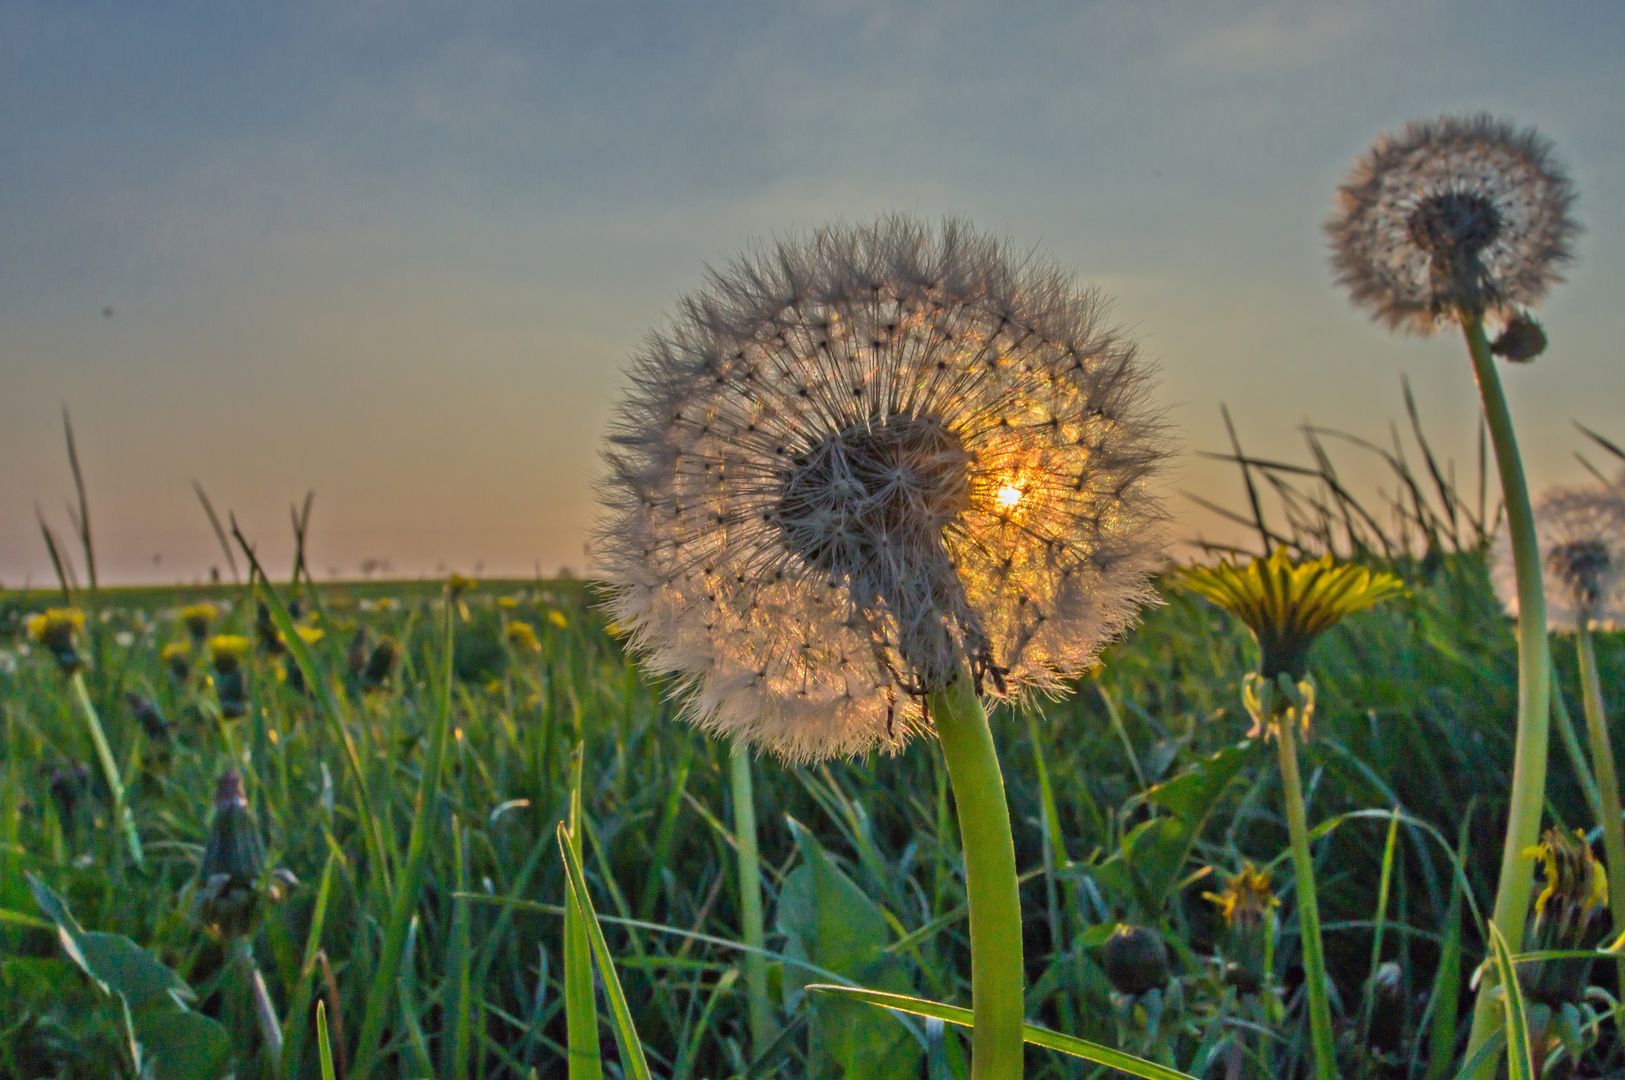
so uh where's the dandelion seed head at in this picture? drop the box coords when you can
[596,215,1170,762]
[1492,483,1625,631]
[1327,114,1579,334]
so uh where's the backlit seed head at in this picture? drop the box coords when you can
[1327,114,1579,333]
[597,216,1170,762]
[1492,483,1625,631]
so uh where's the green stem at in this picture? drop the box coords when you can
[1274,719,1336,1080]
[729,740,775,1059]
[930,672,1024,1080]
[1461,313,1552,1071]
[1552,678,1603,822]
[1576,626,1625,1006]
[235,937,284,1071]
[70,670,142,868]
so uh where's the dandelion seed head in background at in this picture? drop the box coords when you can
[1493,484,1625,631]
[596,216,1170,762]
[1327,114,1580,335]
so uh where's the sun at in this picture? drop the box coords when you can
[995,484,1023,511]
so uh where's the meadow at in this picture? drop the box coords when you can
[1,417,1620,1079]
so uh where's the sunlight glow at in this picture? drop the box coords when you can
[996,484,1023,511]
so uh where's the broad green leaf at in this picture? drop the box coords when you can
[132,1006,232,1080]
[1144,740,1258,823]
[804,984,1198,1080]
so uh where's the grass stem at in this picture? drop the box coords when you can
[69,670,142,869]
[235,936,285,1071]
[930,671,1024,1080]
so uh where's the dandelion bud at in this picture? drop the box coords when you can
[26,608,87,675]
[346,626,369,682]
[1102,924,1170,996]
[48,761,91,824]
[125,692,169,741]
[1518,828,1609,1008]
[362,636,398,691]
[255,602,284,656]
[1490,312,1548,362]
[194,771,270,940]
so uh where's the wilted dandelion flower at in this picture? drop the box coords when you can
[1518,828,1609,1008]
[1204,862,1279,994]
[1327,114,1579,333]
[26,607,87,674]
[505,621,542,652]
[1492,484,1625,631]
[209,634,253,718]
[361,636,399,691]
[597,216,1169,761]
[180,603,218,642]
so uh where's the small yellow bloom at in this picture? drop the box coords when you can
[498,596,520,610]
[547,610,568,630]
[1203,862,1279,926]
[161,641,191,662]
[506,621,542,652]
[208,634,253,672]
[180,603,219,640]
[286,625,325,646]
[1526,828,1608,920]
[27,607,86,645]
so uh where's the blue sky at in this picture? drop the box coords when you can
[3,1,1622,583]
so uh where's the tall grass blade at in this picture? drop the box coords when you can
[558,821,655,1080]
[348,586,456,1080]
[1487,923,1534,1080]
[191,480,241,584]
[564,744,603,1080]
[282,848,338,1076]
[317,1001,337,1080]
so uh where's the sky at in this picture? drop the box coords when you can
[2,0,1622,585]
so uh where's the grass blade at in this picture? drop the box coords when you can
[1487,922,1534,1080]
[558,820,654,1080]
[564,744,604,1080]
[805,984,1197,1079]
[316,1001,337,1080]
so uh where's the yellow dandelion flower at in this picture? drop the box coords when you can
[498,596,520,610]
[27,607,86,646]
[547,610,568,630]
[180,603,218,640]
[506,621,542,652]
[208,634,253,672]
[1203,862,1279,927]
[1175,547,1404,682]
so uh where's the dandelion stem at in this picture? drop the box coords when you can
[1461,312,1552,1071]
[729,740,775,1058]
[69,670,142,868]
[235,936,285,1070]
[1274,718,1336,1080]
[1576,625,1625,1006]
[930,672,1023,1080]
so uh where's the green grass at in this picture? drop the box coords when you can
[1,560,1616,1078]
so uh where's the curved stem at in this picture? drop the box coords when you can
[1274,720,1336,1080]
[1461,313,1552,1071]
[930,673,1024,1080]
[70,670,143,868]
[1576,626,1625,1006]
[729,740,775,1058]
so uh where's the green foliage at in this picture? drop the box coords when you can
[0,564,1619,1078]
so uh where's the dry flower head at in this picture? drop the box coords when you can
[597,216,1169,761]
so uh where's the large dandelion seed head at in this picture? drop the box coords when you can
[1327,114,1579,334]
[596,216,1170,762]
[1492,483,1625,632]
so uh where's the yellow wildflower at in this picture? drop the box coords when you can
[506,621,542,652]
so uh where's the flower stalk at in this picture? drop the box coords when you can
[1269,689,1336,1080]
[931,670,1024,1080]
[728,741,774,1058]
[1463,312,1553,1067]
